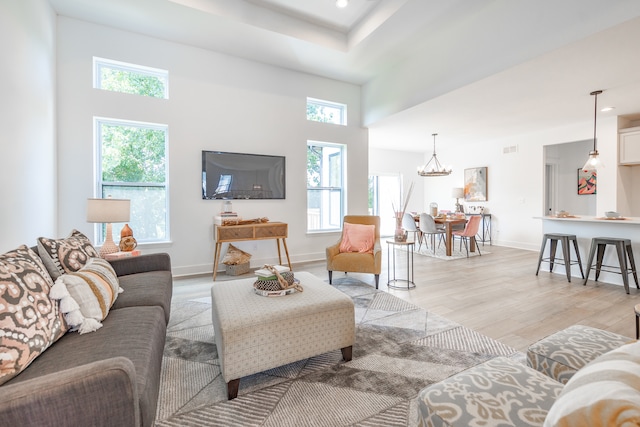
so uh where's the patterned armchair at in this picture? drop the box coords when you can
[326,215,381,289]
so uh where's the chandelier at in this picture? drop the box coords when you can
[417,133,452,177]
[582,90,603,172]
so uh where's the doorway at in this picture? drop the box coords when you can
[369,174,401,237]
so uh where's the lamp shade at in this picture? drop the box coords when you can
[86,198,130,223]
[452,187,464,199]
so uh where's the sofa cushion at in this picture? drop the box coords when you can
[50,258,122,334]
[0,245,67,386]
[417,356,563,427]
[544,340,640,427]
[37,230,100,280]
[339,222,375,253]
[527,324,631,384]
[4,305,167,427]
[111,270,172,323]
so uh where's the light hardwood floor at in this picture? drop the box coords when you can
[174,243,640,352]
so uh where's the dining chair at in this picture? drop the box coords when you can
[452,215,482,257]
[402,212,422,246]
[418,213,445,253]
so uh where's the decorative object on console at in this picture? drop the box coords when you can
[417,133,452,176]
[464,167,488,202]
[452,187,464,212]
[582,90,604,173]
[86,197,131,257]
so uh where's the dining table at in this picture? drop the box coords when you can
[434,216,470,256]
[413,214,471,256]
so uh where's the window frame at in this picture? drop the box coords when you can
[94,117,170,244]
[306,97,347,126]
[93,56,169,99]
[306,141,346,233]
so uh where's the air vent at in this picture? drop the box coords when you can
[503,145,518,154]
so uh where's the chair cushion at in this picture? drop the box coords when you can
[544,340,640,427]
[339,222,374,253]
[0,245,67,386]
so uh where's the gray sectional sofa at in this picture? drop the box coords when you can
[417,325,636,426]
[0,252,173,427]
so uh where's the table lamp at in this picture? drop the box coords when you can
[87,197,131,257]
[452,187,464,213]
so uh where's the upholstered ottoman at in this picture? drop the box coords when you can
[417,356,563,427]
[211,271,355,399]
[527,324,631,384]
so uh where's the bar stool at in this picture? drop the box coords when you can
[583,237,639,294]
[535,233,584,282]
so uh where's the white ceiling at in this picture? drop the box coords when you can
[48,0,640,151]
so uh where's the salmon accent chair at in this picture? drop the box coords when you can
[326,215,382,289]
[452,215,482,257]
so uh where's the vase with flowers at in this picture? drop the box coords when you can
[392,182,414,242]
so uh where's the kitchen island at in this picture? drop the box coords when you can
[538,215,640,288]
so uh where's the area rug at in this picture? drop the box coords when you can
[155,275,519,426]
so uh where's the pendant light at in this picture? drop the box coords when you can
[417,133,452,177]
[582,90,604,173]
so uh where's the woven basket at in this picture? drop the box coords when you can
[254,271,295,291]
[225,262,250,276]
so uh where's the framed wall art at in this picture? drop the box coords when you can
[464,167,488,202]
[578,168,596,195]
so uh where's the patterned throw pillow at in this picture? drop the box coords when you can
[37,229,100,280]
[0,245,68,386]
[339,222,375,253]
[544,340,640,426]
[49,257,122,334]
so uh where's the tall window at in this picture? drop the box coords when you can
[94,57,168,99]
[96,118,169,243]
[306,98,347,125]
[307,142,345,232]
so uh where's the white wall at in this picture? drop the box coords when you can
[0,0,57,252]
[369,116,620,251]
[56,17,368,276]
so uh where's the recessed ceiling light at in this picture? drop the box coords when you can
[601,106,615,112]
[336,0,348,8]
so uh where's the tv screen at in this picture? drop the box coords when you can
[202,151,285,200]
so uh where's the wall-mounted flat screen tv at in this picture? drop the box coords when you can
[202,151,285,200]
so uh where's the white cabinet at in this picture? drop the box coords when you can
[619,127,640,165]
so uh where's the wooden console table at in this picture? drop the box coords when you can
[213,221,291,280]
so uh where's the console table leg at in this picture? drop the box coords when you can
[213,242,222,281]
[276,239,283,265]
[281,238,292,270]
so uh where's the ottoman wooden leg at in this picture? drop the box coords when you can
[341,345,352,362]
[227,379,240,400]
